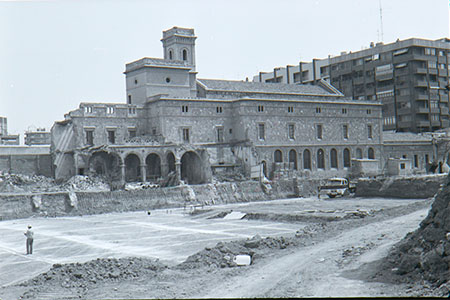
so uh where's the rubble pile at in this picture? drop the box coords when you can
[178,234,299,270]
[21,257,166,290]
[0,172,55,193]
[61,175,110,191]
[375,178,450,296]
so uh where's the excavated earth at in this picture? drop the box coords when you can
[1,196,445,299]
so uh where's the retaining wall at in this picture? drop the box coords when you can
[0,180,301,221]
[355,174,447,199]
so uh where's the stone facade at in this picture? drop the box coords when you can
[51,27,384,185]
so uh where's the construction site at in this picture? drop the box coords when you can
[2,24,450,299]
[0,171,449,299]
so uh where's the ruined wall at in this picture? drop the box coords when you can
[355,174,446,199]
[0,154,52,177]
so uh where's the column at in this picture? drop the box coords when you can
[120,164,125,185]
[175,161,181,182]
[140,164,147,182]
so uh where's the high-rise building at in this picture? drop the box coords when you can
[253,38,450,133]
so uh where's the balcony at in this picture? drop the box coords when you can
[431,120,441,126]
[429,68,438,75]
[430,108,440,114]
[442,120,450,127]
[416,120,431,127]
[412,54,430,61]
[416,107,430,114]
[441,107,449,115]
[414,80,428,87]
[416,94,428,100]
[413,67,427,74]
[439,69,448,77]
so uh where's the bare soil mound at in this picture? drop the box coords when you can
[368,176,450,296]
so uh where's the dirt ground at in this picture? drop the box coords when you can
[0,196,441,299]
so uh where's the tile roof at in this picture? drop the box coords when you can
[197,79,339,96]
[382,131,432,143]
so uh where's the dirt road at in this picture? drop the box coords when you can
[198,208,428,298]
[0,197,434,299]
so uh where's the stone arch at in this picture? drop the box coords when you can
[88,151,122,181]
[124,153,141,182]
[343,148,351,168]
[146,153,161,182]
[182,49,188,61]
[330,148,338,169]
[274,149,283,163]
[180,151,205,184]
[289,149,297,170]
[317,148,325,169]
[356,148,363,159]
[368,147,375,159]
[166,151,176,173]
[303,149,311,170]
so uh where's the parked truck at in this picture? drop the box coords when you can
[318,177,356,199]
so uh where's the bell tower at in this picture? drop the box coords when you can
[161,27,197,71]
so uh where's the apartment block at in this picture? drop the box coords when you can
[254,38,450,133]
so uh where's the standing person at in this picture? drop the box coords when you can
[24,225,34,255]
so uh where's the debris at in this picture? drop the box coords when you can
[223,211,246,220]
[233,255,251,266]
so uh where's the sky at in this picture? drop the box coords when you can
[0,0,449,143]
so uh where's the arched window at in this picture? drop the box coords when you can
[182,49,187,61]
[261,160,267,177]
[169,50,173,60]
[289,149,297,170]
[368,147,375,159]
[303,149,311,170]
[330,148,338,169]
[317,149,325,169]
[356,148,363,159]
[343,148,351,168]
[274,149,283,163]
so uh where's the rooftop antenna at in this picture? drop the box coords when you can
[379,0,384,42]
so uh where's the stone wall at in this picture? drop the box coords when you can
[0,180,300,221]
[0,154,53,177]
[355,174,446,199]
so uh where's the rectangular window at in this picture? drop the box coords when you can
[182,128,190,143]
[85,130,94,145]
[182,105,189,113]
[258,123,265,140]
[316,124,323,139]
[288,124,295,140]
[257,105,264,112]
[128,129,136,138]
[128,95,132,104]
[315,107,322,114]
[128,106,136,114]
[414,154,419,168]
[428,61,437,69]
[367,109,372,114]
[216,127,224,142]
[288,106,294,113]
[343,124,348,139]
[106,106,114,114]
[107,130,115,144]
[368,124,373,139]
[216,106,223,113]
[342,108,347,114]
[84,106,93,113]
